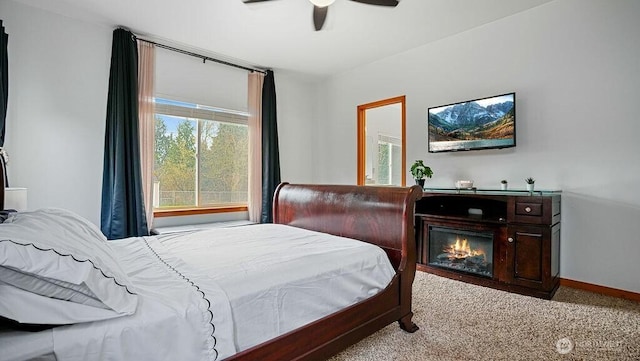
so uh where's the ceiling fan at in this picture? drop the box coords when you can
[243,0,399,31]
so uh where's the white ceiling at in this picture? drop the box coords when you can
[11,0,553,78]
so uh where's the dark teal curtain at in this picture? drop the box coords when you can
[1,20,9,187]
[260,70,281,223]
[100,29,148,239]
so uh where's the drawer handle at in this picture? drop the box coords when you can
[525,206,532,213]
[508,237,514,243]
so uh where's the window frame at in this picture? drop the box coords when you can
[153,205,248,218]
[152,98,250,217]
[356,96,406,186]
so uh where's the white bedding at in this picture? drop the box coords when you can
[1,223,395,361]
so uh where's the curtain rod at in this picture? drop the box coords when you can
[136,37,268,75]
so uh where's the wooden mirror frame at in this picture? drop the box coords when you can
[357,95,406,186]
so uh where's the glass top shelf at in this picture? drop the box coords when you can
[422,187,561,196]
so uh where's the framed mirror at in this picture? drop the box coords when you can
[357,95,406,186]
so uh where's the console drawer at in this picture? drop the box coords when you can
[509,197,552,224]
[516,202,542,216]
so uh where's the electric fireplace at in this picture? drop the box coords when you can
[428,226,493,277]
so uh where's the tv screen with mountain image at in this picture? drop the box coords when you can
[428,93,515,153]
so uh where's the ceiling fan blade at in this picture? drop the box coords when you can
[313,6,328,31]
[348,0,399,6]
[243,0,277,3]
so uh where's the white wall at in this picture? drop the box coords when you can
[314,0,640,293]
[1,0,111,225]
[1,0,315,226]
[272,71,317,185]
[155,47,248,111]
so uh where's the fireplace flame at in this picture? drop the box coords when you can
[445,238,485,260]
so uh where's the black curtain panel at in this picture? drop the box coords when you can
[1,20,9,187]
[260,70,281,223]
[0,20,7,147]
[100,28,149,239]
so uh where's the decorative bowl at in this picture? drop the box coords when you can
[456,180,474,189]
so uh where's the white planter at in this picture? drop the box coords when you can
[526,183,535,192]
[500,183,508,190]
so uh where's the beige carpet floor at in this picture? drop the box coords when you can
[330,271,640,361]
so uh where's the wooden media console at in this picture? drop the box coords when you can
[415,188,561,299]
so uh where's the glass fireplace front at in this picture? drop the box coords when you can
[428,226,493,277]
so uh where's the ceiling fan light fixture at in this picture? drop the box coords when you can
[309,0,336,7]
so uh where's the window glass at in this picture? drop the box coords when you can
[377,142,390,185]
[153,98,248,210]
[376,135,401,186]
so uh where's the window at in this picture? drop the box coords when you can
[357,96,406,187]
[377,134,402,185]
[153,98,249,213]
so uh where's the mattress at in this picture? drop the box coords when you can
[155,223,396,352]
[0,223,395,361]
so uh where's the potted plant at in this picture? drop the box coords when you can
[525,177,535,192]
[500,179,508,190]
[410,160,433,188]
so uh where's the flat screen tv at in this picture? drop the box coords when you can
[428,92,515,153]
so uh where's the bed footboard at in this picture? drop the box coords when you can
[273,182,422,272]
[273,183,422,332]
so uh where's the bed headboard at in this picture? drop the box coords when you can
[273,183,422,270]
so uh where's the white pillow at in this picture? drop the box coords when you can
[0,208,138,324]
[0,282,130,325]
[0,265,108,309]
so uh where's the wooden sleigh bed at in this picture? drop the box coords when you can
[229,183,423,360]
[0,163,423,360]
